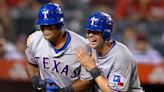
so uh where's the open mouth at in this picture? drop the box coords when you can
[44,31,52,36]
[90,39,97,45]
[91,39,96,42]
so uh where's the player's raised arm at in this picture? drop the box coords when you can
[76,47,112,92]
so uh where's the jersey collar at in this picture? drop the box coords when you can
[54,31,71,54]
[97,40,116,59]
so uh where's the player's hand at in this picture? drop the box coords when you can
[45,79,60,92]
[32,76,60,92]
[32,76,47,92]
[76,46,96,71]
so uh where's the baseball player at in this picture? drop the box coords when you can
[25,3,93,92]
[76,12,144,92]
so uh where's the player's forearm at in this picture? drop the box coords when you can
[72,79,93,92]
[25,62,39,80]
[95,75,112,92]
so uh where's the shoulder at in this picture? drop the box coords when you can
[65,29,90,52]
[113,41,135,64]
[67,30,86,41]
[66,29,88,46]
[26,31,43,47]
[114,41,132,56]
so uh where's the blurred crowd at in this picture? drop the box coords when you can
[0,0,164,64]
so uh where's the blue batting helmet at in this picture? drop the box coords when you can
[36,3,64,29]
[85,12,113,40]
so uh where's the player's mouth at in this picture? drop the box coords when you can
[43,31,52,36]
[90,39,97,45]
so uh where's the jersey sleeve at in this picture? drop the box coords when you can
[25,32,37,65]
[107,56,134,91]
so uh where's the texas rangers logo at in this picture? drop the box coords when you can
[90,17,98,25]
[113,74,124,87]
[42,10,49,19]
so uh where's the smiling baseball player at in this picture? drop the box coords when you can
[25,3,93,92]
[76,12,144,92]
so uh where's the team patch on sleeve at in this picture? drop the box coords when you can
[109,73,125,90]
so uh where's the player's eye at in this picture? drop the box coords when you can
[40,25,56,31]
[87,30,101,35]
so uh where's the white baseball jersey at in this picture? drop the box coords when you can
[81,41,144,92]
[25,29,90,88]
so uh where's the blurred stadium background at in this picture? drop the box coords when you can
[0,0,164,92]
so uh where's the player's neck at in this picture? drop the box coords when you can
[97,40,113,57]
[52,31,67,49]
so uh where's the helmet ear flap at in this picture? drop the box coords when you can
[103,16,113,41]
[55,22,64,29]
[103,29,111,41]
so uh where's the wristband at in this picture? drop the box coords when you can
[89,67,101,79]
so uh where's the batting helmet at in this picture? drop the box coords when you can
[85,12,113,40]
[36,3,64,29]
